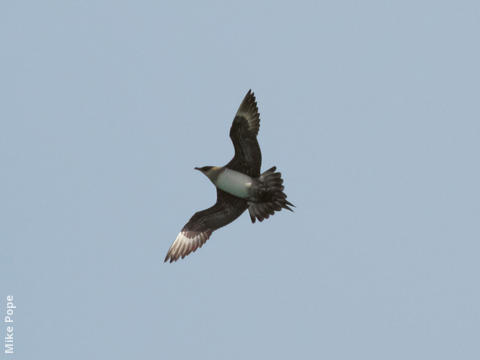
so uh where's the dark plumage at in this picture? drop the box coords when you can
[164,90,293,263]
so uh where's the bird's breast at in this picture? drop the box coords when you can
[214,168,253,199]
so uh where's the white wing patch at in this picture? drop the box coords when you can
[164,230,212,263]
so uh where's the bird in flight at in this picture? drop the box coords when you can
[164,90,294,262]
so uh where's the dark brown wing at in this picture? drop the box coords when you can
[164,189,247,263]
[227,90,262,177]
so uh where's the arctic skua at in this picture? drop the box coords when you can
[164,90,294,263]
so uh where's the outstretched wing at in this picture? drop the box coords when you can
[227,90,262,177]
[164,190,248,263]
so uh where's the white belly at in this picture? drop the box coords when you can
[215,169,253,199]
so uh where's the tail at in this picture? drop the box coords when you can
[248,166,294,223]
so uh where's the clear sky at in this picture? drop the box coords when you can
[1,1,479,359]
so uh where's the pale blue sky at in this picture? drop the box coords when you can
[1,1,479,359]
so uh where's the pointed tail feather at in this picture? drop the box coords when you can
[248,166,295,223]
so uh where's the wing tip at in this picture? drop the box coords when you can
[235,89,260,136]
[164,229,213,263]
